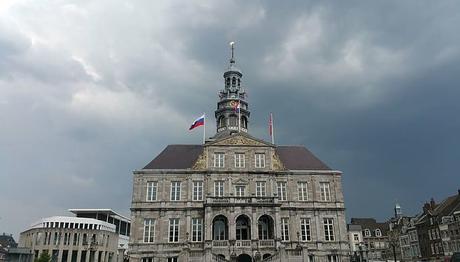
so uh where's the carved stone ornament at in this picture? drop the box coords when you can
[272,152,286,171]
[192,151,207,170]
[213,135,267,146]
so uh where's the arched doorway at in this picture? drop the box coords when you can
[263,253,272,260]
[236,215,251,240]
[237,254,252,262]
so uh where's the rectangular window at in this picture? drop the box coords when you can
[300,218,311,241]
[298,182,308,201]
[213,153,225,168]
[170,181,181,201]
[146,181,158,201]
[277,182,287,201]
[327,255,338,262]
[320,182,331,201]
[143,219,155,243]
[169,218,179,243]
[323,218,335,241]
[214,181,224,197]
[235,186,245,197]
[234,153,245,168]
[168,258,178,262]
[256,181,266,197]
[191,218,203,242]
[281,218,290,241]
[353,234,359,241]
[192,181,203,201]
[141,258,153,262]
[254,153,266,168]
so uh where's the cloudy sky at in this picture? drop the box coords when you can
[1,0,460,237]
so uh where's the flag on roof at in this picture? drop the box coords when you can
[189,114,205,130]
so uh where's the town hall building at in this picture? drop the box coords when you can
[129,46,349,262]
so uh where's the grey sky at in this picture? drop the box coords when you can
[1,0,460,238]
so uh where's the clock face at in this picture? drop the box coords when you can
[230,101,238,108]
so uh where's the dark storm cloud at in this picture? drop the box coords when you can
[1,0,460,236]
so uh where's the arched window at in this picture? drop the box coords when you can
[258,215,274,240]
[241,116,248,128]
[375,229,382,237]
[236,215,251,240]
[218,116,226,128]
[238,78,241,87]
[226,78,230,87]
[232,77,236,87]
[229,115,237,126]
[213,216,228,240]
[364,229,371,237]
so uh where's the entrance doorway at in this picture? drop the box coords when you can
[237,254,252,262]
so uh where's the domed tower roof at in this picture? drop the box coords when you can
[214,42,249,137]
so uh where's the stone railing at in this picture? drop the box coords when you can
[259,239,275,247]
[212,240,228,247]
[206,196,277,205]
[235,240,251,247]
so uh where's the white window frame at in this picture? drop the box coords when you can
[281,218,290,241]
[300,218,311,241]
[146,181,158,201]
[254,153,266,168]
[213,153,225,168]
[256,181,266,197]
[235,185,245,197]
[192,181,203,201]
[169,218,179,243]
[214,181,224,197]
[234,153,245,168]
[320,182,331,201]
[191,218,203,242]
[324,218,335,241]
[298,182,308,201]
[277,181,287,201]
[375,229,382,237]
[143,219,155,243]
[364,229,371,237]
[170,181,181,201]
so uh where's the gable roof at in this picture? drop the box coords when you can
[276,146,331,170]
[143,145,203,169]
[350,218,389,235]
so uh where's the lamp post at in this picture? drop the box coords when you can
[296,232,304,262]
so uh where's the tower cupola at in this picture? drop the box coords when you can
[214,42,250,136]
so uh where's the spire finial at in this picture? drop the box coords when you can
[229,41,235,63]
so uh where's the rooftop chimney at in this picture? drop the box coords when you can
[430,198,436,209]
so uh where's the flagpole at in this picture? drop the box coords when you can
[271,113,275,144]
[238,101,241,132]
[203,113,206,144]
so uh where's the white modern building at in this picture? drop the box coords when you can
[19,216,119,262]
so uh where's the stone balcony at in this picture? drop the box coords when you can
[205,196,280,207]
[211,239,275,248]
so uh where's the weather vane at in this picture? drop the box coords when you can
[229,41,235,63]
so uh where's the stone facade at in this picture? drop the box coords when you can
[129,45,349,262]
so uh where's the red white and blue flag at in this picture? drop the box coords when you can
[189,114,205,130]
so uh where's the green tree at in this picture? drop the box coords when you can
[34,251,51,262]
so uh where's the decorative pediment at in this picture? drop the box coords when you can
[272,152,286,171]
[211,134,270,146]
[192,152,207,170]
[233,178,249,185]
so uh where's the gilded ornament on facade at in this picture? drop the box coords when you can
[192,152,207,170]
[272,152,286,171]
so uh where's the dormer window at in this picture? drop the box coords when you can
[375,229,382,237]
[364,229,371,237]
